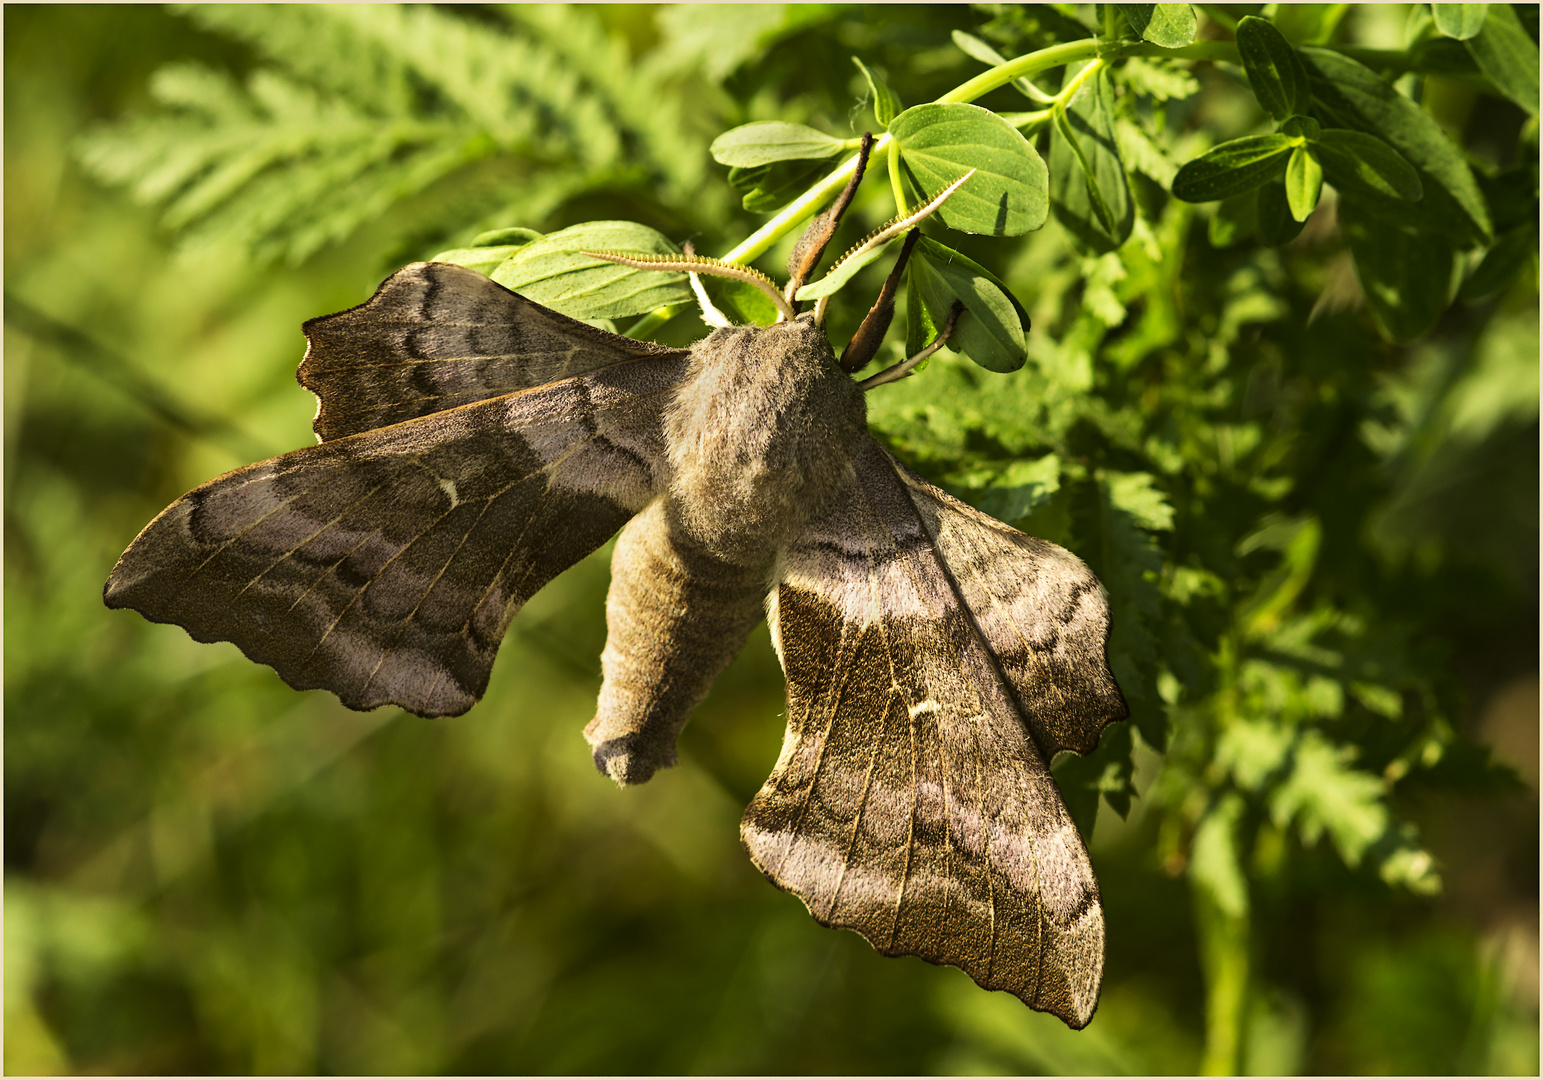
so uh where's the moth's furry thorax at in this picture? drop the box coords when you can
[665,314,866,563]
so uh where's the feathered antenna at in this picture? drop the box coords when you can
[812,169,974,325]
[580,249,798,323]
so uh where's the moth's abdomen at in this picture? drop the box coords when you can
[666,318,865,562]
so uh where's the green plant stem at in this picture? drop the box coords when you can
[1195,882,1251,1074]
[887,141,909,215]
[623,33,1380,338]
[626,37,1112,336]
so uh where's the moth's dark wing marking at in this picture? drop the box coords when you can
[299,261,690,441]
[585,501,770,786]
[884,447,1128,758]
[743,435,1111,1028]
[105,354,688,717]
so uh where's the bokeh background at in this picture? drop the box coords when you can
[5,5,1538,1074]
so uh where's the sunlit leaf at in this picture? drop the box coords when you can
[709,121,851,167]
[1236,15,1310,120]
[1464,1,1540,113]
[1118,4,1198,49]
[492,220,692,318]
[1171,134,1294,202]
[889,103,1049,235]
[1431,3,1489,40]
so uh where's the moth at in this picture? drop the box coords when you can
[104,143,1127,1029]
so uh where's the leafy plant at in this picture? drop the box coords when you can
[10,4,1538,1074]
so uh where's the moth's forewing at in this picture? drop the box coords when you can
[300,261,687,441]
[105,271,691,716]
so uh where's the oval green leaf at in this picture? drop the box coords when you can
[729,154,844,213]
[1208,191,1260,247]
[1285,145,1323,222]
[1464,2,1539,114]
[1315,129,1423,202]
[1459,224,1539,300]
[1236,15,1311,120]
[888,102,1049,235]
[469,226,543,248]
[700,275,782,327]
[852,56,903,128]
[1257,182,1305,246]
[1300,47,1492,242]
[950,30,1048,102]
[1119,4,1198,48]
[1171,133,1295,202]
[1280,115,1321,140]
[1049,67,1134,254]
[428,244,529,277]
[1431,3,1489,40]
[1340,200,1455,342]
[909,237,1027,373]
[710,122,851,168]
[492,221,692,319]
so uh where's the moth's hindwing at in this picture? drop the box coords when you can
[744,436,1123,1028]
[300,261,688,441]
[104,353,689,717]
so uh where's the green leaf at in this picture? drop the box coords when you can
[1340,200,1455,342]
[1268,4,1350,44]
[469,226,543,247]
[1208,191,1259,247]
[1235,15,1310,120]
[1280,114,1321,140]
[1049,67,1134,254]
[852,56,902,127]
[492,220,693,318]
[1285,145,1323,221]
[1431,3,1489,40]
[1217,719,1295,791]
[1256,181,1305,246]
[1190,794,1249,918]
[728,154,843,213]
[1118,56,1201,101]
[698,275,782,328]
[888,102,1049,235]
[1300,47,1492,242]
[973,454,1063,524]
[1459,224,1540,300]
[904,268,940,359]
[1315,128,1423,202]
[709,121,850,167]
[1115,115,1178,186]
[949,30,1048,103]
[908,237,1027,372]
[1118,4,1198,48]
[1171,133,1295,201]
[1104,471,1175,532]
[1464,2,1540,113]
[428,244,528,276]
[1270,732,1388,867]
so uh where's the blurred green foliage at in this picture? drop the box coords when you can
[5,4,1538,1074]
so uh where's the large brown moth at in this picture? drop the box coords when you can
[104,145,1127,1029]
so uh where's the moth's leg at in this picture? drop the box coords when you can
[856,299,964,391]
[585,499,770,785]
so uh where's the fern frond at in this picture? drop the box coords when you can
[79,6,705,265]
[499,5,705,197]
